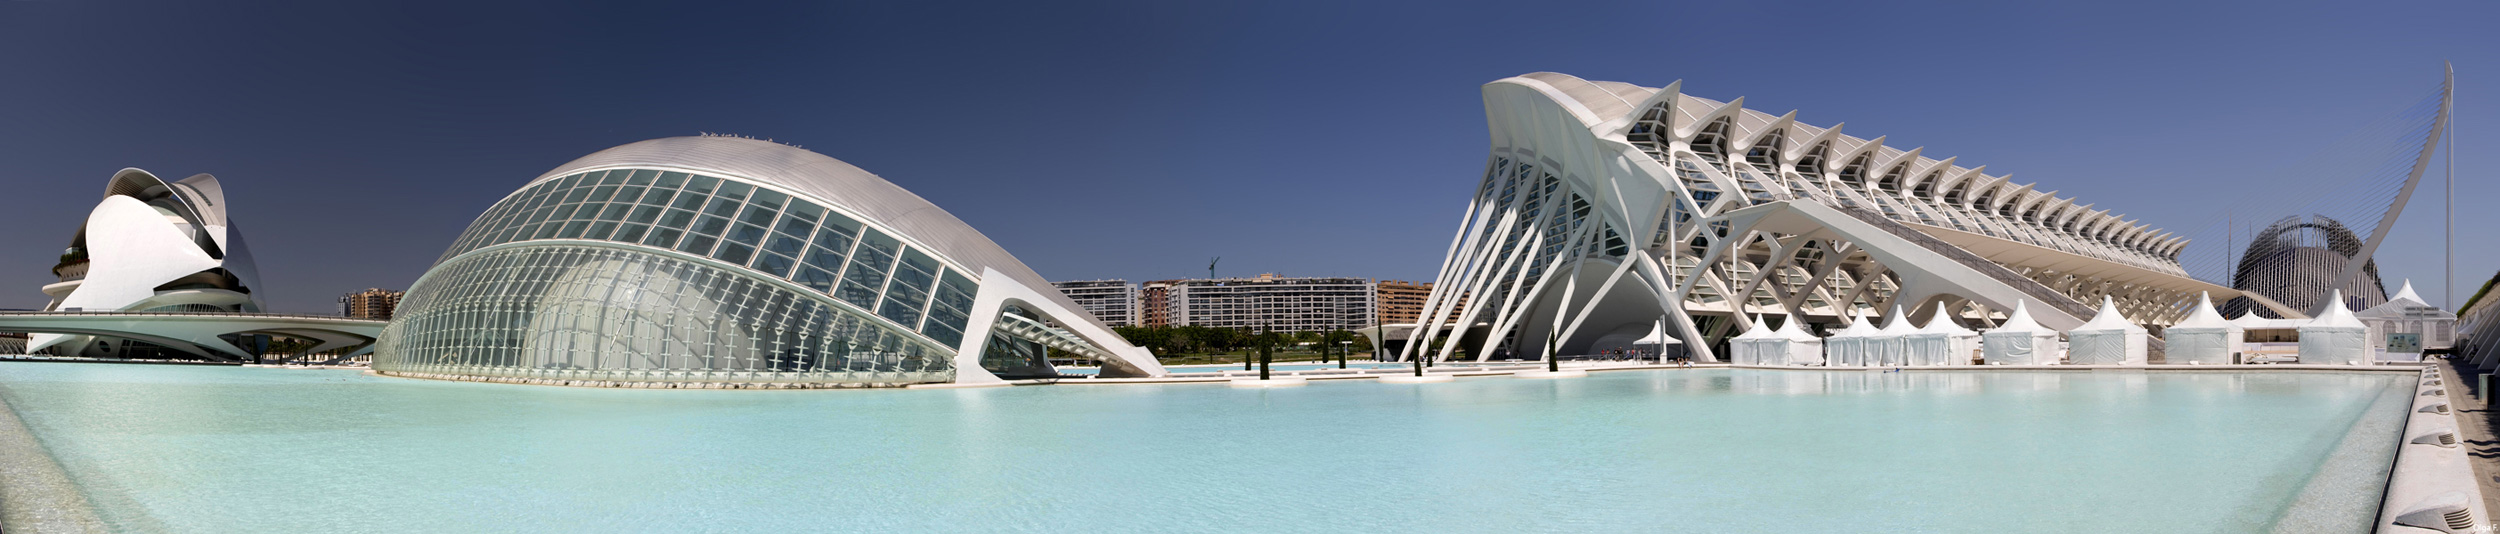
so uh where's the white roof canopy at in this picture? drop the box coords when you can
[1987,300,2057,334]
[2071,296,2146,333]
[2171,292,2238,330]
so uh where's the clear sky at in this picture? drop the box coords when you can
[0,1,2492,314]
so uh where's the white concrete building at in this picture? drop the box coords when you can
[28,169,268,356]
[1402,72,2303,363]
[1161,274,1374,333]
[1050,280,1139,327]
[372,136,1166,387]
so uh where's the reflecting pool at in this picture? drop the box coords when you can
[0,363,2407,533]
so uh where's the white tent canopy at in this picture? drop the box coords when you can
[1983,300,2063,365]
[1906,306,1979,366]
[1728,315,1775,365]
[1825,312,1880,366]
[2355,279,2457,361]
[2299,289,2370,364]
[2067,296,2149,365]
[2163,292,2243,365]
[1768,313,1825,366]
[1870,305,1917,366]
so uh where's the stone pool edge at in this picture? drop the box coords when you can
[0,387,108,533]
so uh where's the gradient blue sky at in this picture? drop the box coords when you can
[0,1,2491,314]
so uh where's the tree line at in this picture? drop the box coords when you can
[1110,325,1371,356]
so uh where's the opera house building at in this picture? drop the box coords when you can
[372,136,1167,387]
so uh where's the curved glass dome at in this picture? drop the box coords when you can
[373,136,1103,387]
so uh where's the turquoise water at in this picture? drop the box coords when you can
[0,363,2404,533]
[1060,362,1412,375]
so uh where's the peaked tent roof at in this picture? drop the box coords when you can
[2072,295,2148,333]
[1732,315,1777,340]
[1878,305,1919,336]
[1833,311,1881,338]
[2172,292,2238,330]
[2304,289,2368,329]
[1637,321,1685,344]
[1773,313,1820,341]
[1987,300,2058,334]
[1914,306,1976,336]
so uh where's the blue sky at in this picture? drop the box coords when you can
[0,1,2491,313]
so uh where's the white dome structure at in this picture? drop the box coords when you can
[374,136,1166,387]
[1982,300,2062,365]
[2067,296,2149,365]
[28,169,266,357]
[2163,292,2243,365]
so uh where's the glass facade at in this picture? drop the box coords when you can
[375,245,952,386]
[378,167,985,386]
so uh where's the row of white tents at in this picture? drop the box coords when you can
[1727,289,2378,366]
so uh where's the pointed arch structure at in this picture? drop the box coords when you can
[1403,73,2293,363]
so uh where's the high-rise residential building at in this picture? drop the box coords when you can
[1050,280,1138,327]
[1153,274,1373,332]
[339,288,404,320]
[1138,282,1177,327]
[1375,280,1461,324]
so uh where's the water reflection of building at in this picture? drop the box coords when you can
[2223,215,2386,318]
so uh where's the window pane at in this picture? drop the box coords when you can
[676,234,717,256]
[627,206,663,224]
[585,221,618,241]
[624,170,654,186]
[656,171,688,189]
[614,223,650,244]
[765,235,806,257]
[726,223,768,246]
[794,266,837,293]
[784,200,823,223]
[713,243,754,265]
[658,209,697,230]
[738,204,778,227]
[693,215,730,236]
[596,203,631,221]
[670,192,709,211]
[752,252,795,278]
[557,220,590,239]
[821,211,862,238]
[561,186,592,203]
[642,228,683,249]
[639,186,677,205]
[600,171,630,185]
[715,181,753,202]
[836,280,880,309]
[684,174,719,194]
[703,197,742,218]
[803,245,846,272]
[749,189,787,210]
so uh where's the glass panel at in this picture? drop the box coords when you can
[703,197,742,218]
[658,209,697,230]
[692,215,730,236]
[737,204,778,227]
[600,171,629,185]
[655,171,687,189]
[794,266,838,293]
[749,189,787,210]
[614,224,650,244]
[713,243,754,265]
[638,187,677,205]
[642,228,683,249]
[820,211,862,238]
[802,245,847,274]
[561,186,592,203]
[726,223,768,246]
[585,185,617,203]
[764,235,806,257]
[585,221,618,241]
[784,200,824,223]
[625,170,654,186]
[556,220,589,239]
[752,253,796,278]
[627,206,663,224]
[676,234,717,256]
[684,175,719,194]
[715,181,752,202]
[596,203,631,221]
